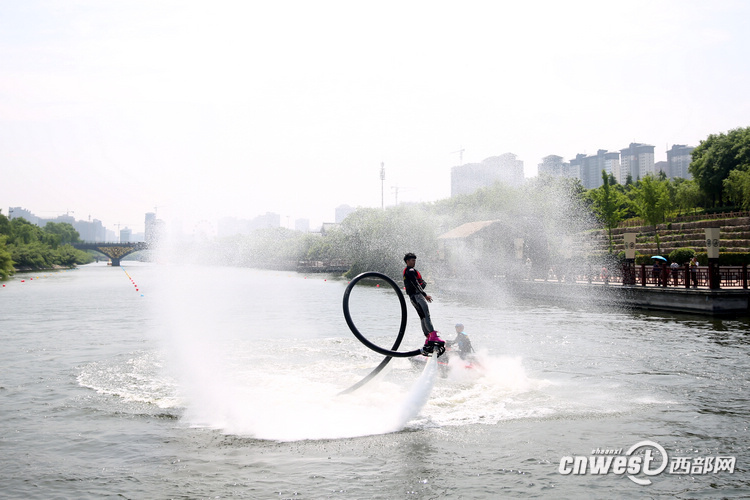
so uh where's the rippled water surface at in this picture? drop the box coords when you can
[1,263,748,498]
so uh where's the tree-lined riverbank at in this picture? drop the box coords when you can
[0,211,93,278]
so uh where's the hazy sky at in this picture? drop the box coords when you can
[2,1,749,234]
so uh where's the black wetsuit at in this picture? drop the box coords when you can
[450,333,474,359]
[403,266,434,336]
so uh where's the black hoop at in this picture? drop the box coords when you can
[342,271,421,358]
[339,271,421,395]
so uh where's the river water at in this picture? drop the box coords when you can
[1,262,748,499]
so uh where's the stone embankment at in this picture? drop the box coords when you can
[586,212,750,257]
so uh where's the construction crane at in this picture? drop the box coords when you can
[391,185,414,206]
[380,162,385,210]
[451,147,466,165]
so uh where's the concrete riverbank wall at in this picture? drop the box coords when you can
[437,278,750,316]
[512,280,750,315]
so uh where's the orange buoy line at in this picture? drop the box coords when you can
[120,265,144,297]
[2,269,69,288]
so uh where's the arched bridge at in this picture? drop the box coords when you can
[73,242,149,267]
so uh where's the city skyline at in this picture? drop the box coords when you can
[1,1,748,233]
[0,135,718,236]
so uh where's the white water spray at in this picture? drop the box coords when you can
[144,263,449,441]
[393,355,439,428]
[174,350,441,441]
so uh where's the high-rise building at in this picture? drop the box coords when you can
[602,151,621,184]
[145,212,156,242]
[217,217,249,237]
[620,143,655,181]
[654,161,668,177]
[569,150,620,189]
[217,212,281,236]
[7,207,38,224]
[251,212,280,230]
[9,207,107,241]
[451,153,524,196]
[335,204,355,223]
[537,155,570,177]
[145,212,165,245]
[666,144,694,179]
[74,218,106,242]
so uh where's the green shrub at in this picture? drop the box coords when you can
[718,252,750,266]
[668,248,695,265]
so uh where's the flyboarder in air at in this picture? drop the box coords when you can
[402,252,445,356]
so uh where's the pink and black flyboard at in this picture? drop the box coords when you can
[407,343,479,378]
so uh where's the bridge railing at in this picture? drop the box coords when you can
[75,241,148,246]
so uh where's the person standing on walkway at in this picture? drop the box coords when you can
[653,261,662,285]
[689,256,699,288]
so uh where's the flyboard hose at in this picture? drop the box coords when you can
[339,271,423,395]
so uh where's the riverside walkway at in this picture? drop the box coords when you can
[540,264,749,290]
[437,264,750,315]
[517,264,750,315]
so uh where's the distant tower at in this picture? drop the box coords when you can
[666,144,694,179]
[335,204,355,223]
[145,212,156,245]
[380,162,385,209]
[570,149,620,189]
[451,153,524,196]
[538,155,568,177]
[620,143,655,180]
[452,147,465,165]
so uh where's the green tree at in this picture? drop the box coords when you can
[0,216,93,270]
[690,126,750,206]
[44,222,81,245]
[53,244,83,267]
[631,175,672,254]
[338,205,437,279]
[226,227,307,268]
[0,211,13,279]
[430,181,520,228]
[588,170,626,253]
[0,235,13,279]
[10,241,51,269]
[722,169,750,209]
[306,230,346,262]
[0,211,11,237]
[674,179,702,215]
[11,218,39,244]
